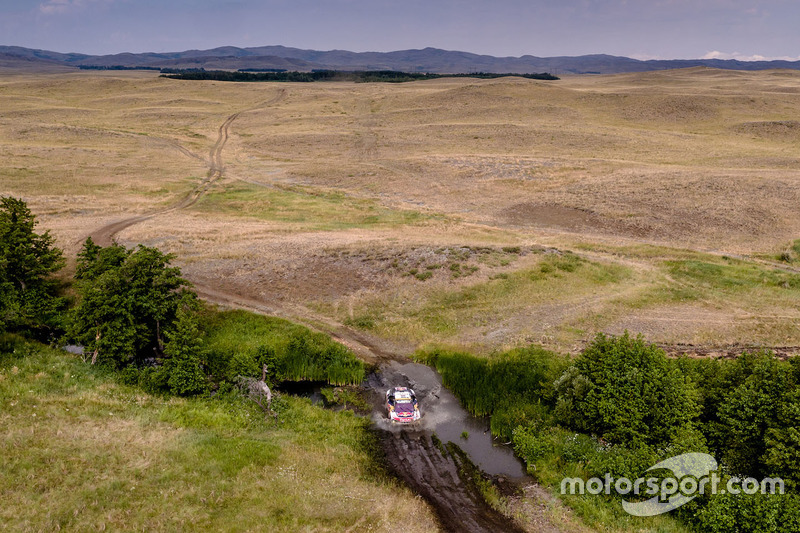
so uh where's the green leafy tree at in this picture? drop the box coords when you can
[160,297,206,395]
[69,240,190,366]
[554,332,699,447]
[75,237,129,281]
[685,491,800,533]
[0,196,65,333]
[716,352,795,478]
[764,389,800,485]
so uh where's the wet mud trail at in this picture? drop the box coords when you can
[370,361,529,532]
[382,433,526,533]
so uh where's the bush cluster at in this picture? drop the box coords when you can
[419,332,800,531]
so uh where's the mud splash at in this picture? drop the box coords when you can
[370,361,528,532]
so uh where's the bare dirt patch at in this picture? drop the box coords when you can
[502,203,653,238]
[733,120,800,140]
[603,304,742,345]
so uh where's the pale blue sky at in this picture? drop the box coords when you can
[2,0,798,60]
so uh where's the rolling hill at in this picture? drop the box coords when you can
[2,44,800,74]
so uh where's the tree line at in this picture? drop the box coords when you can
[419,334,800,531]
[160,69,559,83]
[0,196,364,397]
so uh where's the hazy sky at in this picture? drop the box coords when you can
[2,0,799,60]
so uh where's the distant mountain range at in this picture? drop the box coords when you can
[2,45,800,74]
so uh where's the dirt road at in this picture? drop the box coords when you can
[90,90,285,247]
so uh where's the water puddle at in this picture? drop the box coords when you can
[277,379,326,405]
[369,360,527,479]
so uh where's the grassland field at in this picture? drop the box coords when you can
[2,67,800,355]
[4,65,800,532]
[0,339,438,532]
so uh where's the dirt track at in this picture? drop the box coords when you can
[90,89,286,247]
[382,433,527,533]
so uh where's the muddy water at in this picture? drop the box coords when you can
[371,361,526,477]
[369,361,529,533]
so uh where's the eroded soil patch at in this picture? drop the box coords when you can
[502,203,653,238]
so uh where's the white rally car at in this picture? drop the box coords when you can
[385,386,421,423]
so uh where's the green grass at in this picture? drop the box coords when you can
[572,242,718,262]
[566,253,800,347]
[665,257,800,306]
[774,238,800,263]
[0,341,430,532]
[200,309,309,356]
[193,182,439,230]
[571,242,800,304]
[199,309,365,385]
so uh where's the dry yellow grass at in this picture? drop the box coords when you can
[3,67,800,353]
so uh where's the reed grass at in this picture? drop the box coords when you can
[199,308,365,386]
[417,344,571,440]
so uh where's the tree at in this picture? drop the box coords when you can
[716,353,795,478]
[69,240,191,366]
[75,237,129,281]
[160,297,206,395]
[0,196,65,333]
[554,332,700,447]
[764,388,800,485]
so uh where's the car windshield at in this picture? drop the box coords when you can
[394,401,415,414]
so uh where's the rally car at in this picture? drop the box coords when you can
[385,386,421,423]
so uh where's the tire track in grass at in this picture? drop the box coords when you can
[89,89,286,246]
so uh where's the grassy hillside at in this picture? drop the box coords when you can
[0,340,437,532]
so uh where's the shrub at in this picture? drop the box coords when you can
[554,332,699,448]
[491,398,552,442]
[684,491,800,533]
[513,425,554,462]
